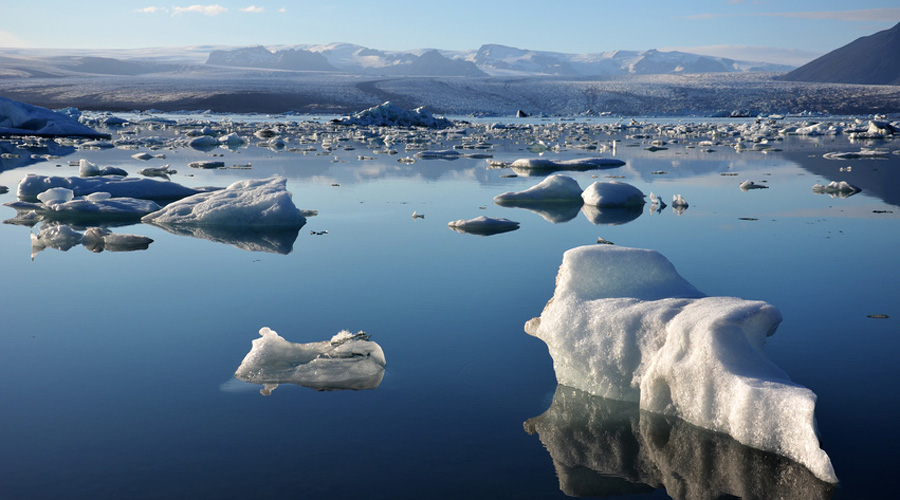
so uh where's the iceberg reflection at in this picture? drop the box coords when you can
[524,385,834,500]
[234,327,386,395]
[147,222,301,254]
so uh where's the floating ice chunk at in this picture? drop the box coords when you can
[16,174,211,201]
[812,181,861,197]
[822,148,889,160]
[36,187,74,205]
[740,180,769,190]
[581,181,645,207]
[78,159,127,177]
[188,135,219,150]
[524,245,836,483]
[141,177,306,228]
[509,157,625,175]
[413,149,460,160]
[672,193,688,207]
[494,175,583,204]
[131,152,154,161]
[0,97,108,138]
[7,189,161,222]
[524,385,835,499]
[448,216,520,236]
[137,164,176,177]
[234,327,386,394]
[332,101,452,129]
[218,132,246,147]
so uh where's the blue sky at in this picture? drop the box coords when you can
[2,1,899,65]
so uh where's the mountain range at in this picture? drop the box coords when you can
[206,43,794,77]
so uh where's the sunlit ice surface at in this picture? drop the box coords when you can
[0,113,897,499]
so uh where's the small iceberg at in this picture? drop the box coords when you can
[525,385,835,499]
[5,188,161,223]
[812,181,861,197]
[16,173,211,202]
[509,157,625,176]
[0,97,108,138]
[740,180,769,190]
[822,149,889,160]
[137,164,176,178]
[141,177,306,228]
[413,149,461,160]
[581,181,645,207]
[448,216,520,236]
[331,101,453,129]
[234,327,386,394]
[78,159,127,177]
[524,245,837,483]
[493,175,583,204]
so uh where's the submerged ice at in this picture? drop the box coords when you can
[234,327,386,394]
[524,245,837,483]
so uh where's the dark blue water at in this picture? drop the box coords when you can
[0,117,897,499]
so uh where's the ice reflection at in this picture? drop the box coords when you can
[581,204,643,225]
[146,221,302,254]
[29,222,152,259]
[524,385,834,500]
[494,199,583,223]
[0,139,75,172]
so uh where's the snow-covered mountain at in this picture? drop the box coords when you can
[207,43,793,77]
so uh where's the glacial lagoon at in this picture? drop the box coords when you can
[0,114,898,499]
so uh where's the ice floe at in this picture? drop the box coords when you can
[16,173,211,201]
[234,327,386,394]
[447,215,520,236]
[493,175,583,204]
[740,179,769,190]
[524,245,837,483]
[812,180,861,197]
[78,159,127,177]
[332,101,452,129]
[141,177,306,228]
[0,97,108,138]
[525,385,835,499]
[581,181,645,207]
[822,148,890,160]
[509,157,625,176]
[6,188,161,223]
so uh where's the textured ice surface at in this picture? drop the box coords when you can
[447,216,520,235]
[581,181,645,207]
[0,96,107,138]
[494,175,583,203]
[16,173,208,201]
[525,245,837,483]
[6,188,161,222]
[524,385,835,500]
[141,177,306,228]
[234,327,386,394]
[332,101,452,128]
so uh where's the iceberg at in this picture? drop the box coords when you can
[447,216,520,236]
[6,189,162,223]
[332,101,453,129]
[812,181,861,197]
[525,385,835,500]
[524,245,837,483]
[822,148,889,160]
[234,327,386,394]
[78,159,127,177]
[413,149,461,160]
[509,157,625,176]
[493,175,583,204]
[141,177,306,228]
[581,181,645,207]
[0,97,108,138]
[16,174,211,201]
[740,180,768,190]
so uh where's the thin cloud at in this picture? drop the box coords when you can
[240,6,264,13]
[682,7,900,22]
[172,4,228,16]
[136,6,166,14]
[0,30,28,48]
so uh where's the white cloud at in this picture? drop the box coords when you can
[136,6,167,14]
[240,5,264,13]
[172,4,228,16]
[0,30,28,48]
[278,7,287,13]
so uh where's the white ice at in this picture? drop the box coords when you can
[6,188,161,221]
[812,181,861,195]
[332,101,452,128]
[141,177,306,228]
[413,149,461,160]
[447,215,520,235]
[739,180,768,190]
[510,157,625,172]
[493,175,583,204]
[0,96,107,138]
[16,173,209,201]
[822,148,889,160]
[78,159,127,177]
[524,245,837,483]
[581,181,645,207]
[234,327,387,394]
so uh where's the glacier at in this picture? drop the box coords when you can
[524,245,837,483]
[234,327,386,394]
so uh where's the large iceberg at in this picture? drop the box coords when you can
[0,97,108,138]
[331,101,453,129]
[141,177,306,228]
[234,327,386,394]
[16,174,210,201]
[524,385,834,500]
[524,245,837,483]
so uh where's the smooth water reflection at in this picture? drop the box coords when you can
[526,385,834,500]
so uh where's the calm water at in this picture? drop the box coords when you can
[0,116,897,499]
